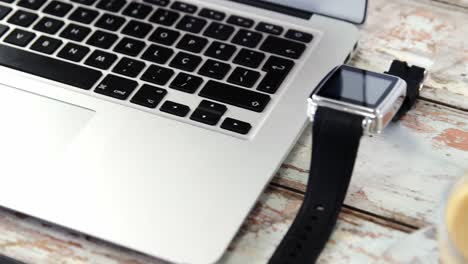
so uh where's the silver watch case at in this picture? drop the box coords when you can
[307,65,407,135]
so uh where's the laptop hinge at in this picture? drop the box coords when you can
[228,0,313,20]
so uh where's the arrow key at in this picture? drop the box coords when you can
[190,108,222,126]
[160,100,190,117]
[221,118,251,135]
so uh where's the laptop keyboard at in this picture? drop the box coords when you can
[0,0,313,136]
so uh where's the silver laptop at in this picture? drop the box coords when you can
[0,0,365,263]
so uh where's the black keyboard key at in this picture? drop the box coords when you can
[30,35,62,54]
[199,80,270,112]
[203,22,233,41]
[8,10,37,27]
[141,64,174,85]
[227,67,260,88]
[258,56,294,93]
[141,44,174,64]
[95,13,125,31]
[169,51,201,72]
[260,36,305,59]
[95,74,137,100]
[112,57,145,78]
[33,16,64,34]
[231,29,262,48]
[233,48,265,68]
[143,0,169,7]
[0,0,13,3]
[0,44,102,89]
[190,108,221,125]
[60,24,91,42]
[121,20,153,38]
[4,28,34,46]
[0,5,12,20]
[176,34,207,53]
[285,29,313,43]
[96,0,126,12]
[198,59,230,80]
[69,7,100,24]
[221,118,251,134]
[198,100,227,115]
[86,30,118,49]
[0,24,8,37]
[204,41,236,60]
[169,72,202,93]
[160,101,190,117]
[149,8,179,26]
[176,15,206,34]
[171,1,196,13]
[17,0,46,10]
[84,49,117,69]
[113,37,145,56]
[199,8,225,21]
[131,84,167,108]
[71,0,97,5]
[148,27,180,46]
[57,42,90,62]
[255,22,283,35]
[227,15,253,28]
[123,2,152,19]
[43,1,73,17]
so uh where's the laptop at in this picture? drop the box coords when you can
[0,0,365,263]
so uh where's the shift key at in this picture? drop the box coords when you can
[199,80,270,112]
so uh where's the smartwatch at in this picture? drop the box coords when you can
[268,62,426,264]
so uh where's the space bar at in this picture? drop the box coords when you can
[0,44,102,90]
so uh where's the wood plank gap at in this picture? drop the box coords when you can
[431,0,468,9]
[418,96,468,112]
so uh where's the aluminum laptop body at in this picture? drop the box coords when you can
[0,0,364,263]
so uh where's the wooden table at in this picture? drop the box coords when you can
[1,0,467,263]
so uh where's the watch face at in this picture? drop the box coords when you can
[316,65,398,108]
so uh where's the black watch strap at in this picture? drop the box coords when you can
[268,107,364,264]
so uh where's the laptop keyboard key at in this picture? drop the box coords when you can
[86,30,118,49]
[204,41,236,60]
[200,80,270,112]
[95,74,138,100]
[43,1,73,17]
[57,42,90,62]
[30,35,62,54]
[198,59,230,80]
[8,10,38,27]
[221,118,251,134]
[141,64,174,85]
[85,49,117,69]
[131,84,167,108]
[95,13,126,31]
[169,72,202,93]
[176,34,207,53]
[114,37,145,56]
[0,5,12,20]
[0,24,8,37]
[141,44,174,64]
[122,20,153,38]
[148,27,180,45]
[122,2,153,19]
[169,51,201,72]
[149,8,179,26]
[60,23,91,42]
[17,0,46,10]
[176,15,206,33]
[258,56,294,93]
[143,0,169,7]
[33,16,64,34]
[69,7,100,24]
[171,1,196,13]
[160,100,190,117]
[227,67,260,88]
[190,108,221,125]
[203,22,233,41]
[198,100,226,115]
[233,48,265,68]
[71,0,97,5]
[199,8,225,21]
[285,29,313,43]
[4,28,35,46]
[227,15,253,28]
[255,22,283,35]
[112,57,145,78]
[260,36,305,59]
[96,0,126,12]
[232,29,262,48]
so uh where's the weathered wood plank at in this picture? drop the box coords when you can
[274,100,468,227]
[354,0,468,109]
[0,187,407,264]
